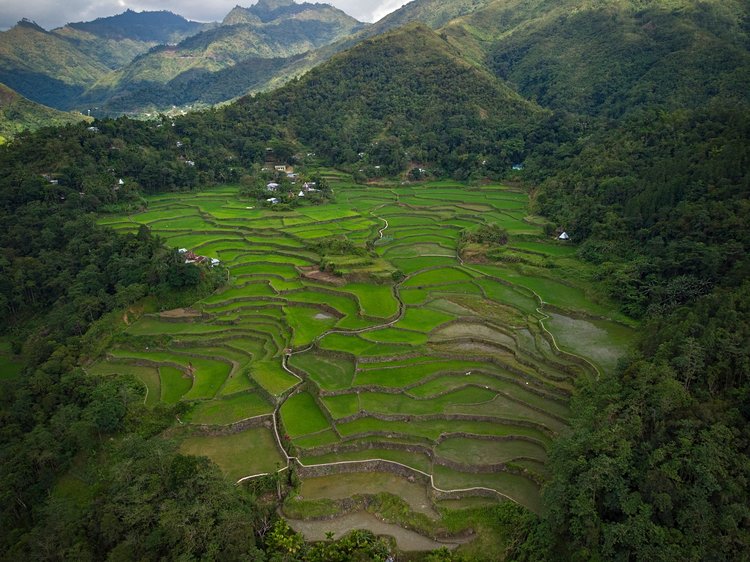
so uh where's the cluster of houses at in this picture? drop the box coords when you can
[178,248,221,267]
[264,166,319,205]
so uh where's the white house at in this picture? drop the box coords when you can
[558,232,570,241]
[298,191,305,197]
[275,165,287,172]
[267,182,280,191]
[266,197,279,205]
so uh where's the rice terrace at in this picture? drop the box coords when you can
[92,172,635,539]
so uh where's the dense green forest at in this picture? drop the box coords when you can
[1,0,749,559]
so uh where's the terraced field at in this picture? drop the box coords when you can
[92,174,635,514]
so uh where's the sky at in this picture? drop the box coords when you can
[0,0,409,31]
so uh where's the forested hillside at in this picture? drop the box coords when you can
[0,20,109,109]
[0,84,90,142]
[0,0,748,560]
[53,10,214,69]
[75,1,365,114]
[229,24,541,175]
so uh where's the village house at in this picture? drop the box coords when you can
[179,248,221,267]
[266,182,280,192]
[266,197,279,205]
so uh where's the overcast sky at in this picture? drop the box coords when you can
[0,0,409,31]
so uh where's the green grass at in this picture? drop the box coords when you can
[409,373,570,419]
[390,256,459,274]
[95,180,633,496]
[286,288,359,321]
[337,417,551,445]
[202,283,277,304]
[318,333,417,357]
[359,387,497,416]
[545,312,636,372]
[400,282,484,306]
[220,367,255,395]
[160,366,193,404]
[321,393,360,418]
[432,465,541,514]
[355,360,490,388]
[231,263,299,279]
[182,358,233,400]
[180,427,284,481]
[289,351,355,390]
[280,392,330,437]
[436,437,548,465]
[393,307,454,332]
[89,362,161,407]
[358,327,428,346]
[472,278,539,315]
[509,240,578,257]
[402,267,475,287]
[302,448,432,474]
[252,361,299,395]
[473,264,618,318]
[293,430,341,448]
[285,306,339,347]
[186,392,273,425]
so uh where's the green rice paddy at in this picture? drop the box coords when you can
[93,176,635,510]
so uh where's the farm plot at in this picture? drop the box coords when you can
[93,178,633,512]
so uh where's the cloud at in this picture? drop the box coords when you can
[0,0,407,31]
[367,0,408,22]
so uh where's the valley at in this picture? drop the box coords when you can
[90,173,633,542]
[1,0,748,559]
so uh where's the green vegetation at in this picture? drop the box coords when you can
[280,392,330,438]
[186,392,273,425]
[0,83,91,140]
[289,351,355,390]
[180,427,283,481]
[1,0,748,558]
[60,179,614,520]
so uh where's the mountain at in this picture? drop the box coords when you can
[64,9,210,44]
[364,0,497,34]
[0,83,91,142]
[0,20,109,109]
[52,10,214,69]
[0,11,214,110]
[211,0,506,104]
[440,0,750,117]
[221,23,541,174]
[82,1,365,113]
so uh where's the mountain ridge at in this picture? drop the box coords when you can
[0,82,90,142]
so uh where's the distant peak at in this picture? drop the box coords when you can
[16,18,46,32]
[255,0,296,10]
